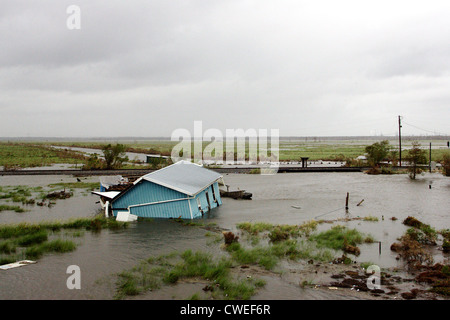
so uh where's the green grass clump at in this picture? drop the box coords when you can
[237,222,273,235]
[0,240,17,254]
[47,182,100,191]
[237,220,318,238]
[363,216,379,222]
[0,223,43,239]
[16,230,48,246]
[0,205,26,213]
[25,240,77,259]
[164,250,261,300]
[115,249,266,300]
[309,225,373,252]
[403,217,438,245]
[225,240,334,270]
[163,250,231,283]
[0,216,128,264]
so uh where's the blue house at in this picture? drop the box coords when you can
[104,161,223,219]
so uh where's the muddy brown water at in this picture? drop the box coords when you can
[0,172,449,299]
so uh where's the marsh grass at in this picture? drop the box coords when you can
[115,249,265,300]
[403,216,438,245]
[363,216,379,222]
[308,225,374,252]
[25,239,77,259]
[16,230,48,246]
[0,239,16,254]
[0,142,88,168]
[47,182,100,191]
[236,222,273,235]
[0,216,128,264]
[225,240,334,270]
[0,205,26,213]
[237,220,318,238]
[114,220,378,300]
[0,184,88,213]
[0,186,39,210]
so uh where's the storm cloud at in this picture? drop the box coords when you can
[1,0,449,137]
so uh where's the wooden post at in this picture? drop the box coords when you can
[345,192,349,211]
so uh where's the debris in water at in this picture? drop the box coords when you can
[0,260,36,270]
[116,211,138,222]
[223,231,239,245]
[220,187,252,200]
[45,190,73,200]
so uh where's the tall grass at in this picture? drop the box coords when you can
[115,249,266,300]
[0,216,128,264]
[237,220,318,238]
[225,240,334,270]
[25,240,77,259]
[308,225,374,251]
[0,205,26,213]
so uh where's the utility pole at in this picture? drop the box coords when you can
[398,116,402,167]
[429,142,432,173]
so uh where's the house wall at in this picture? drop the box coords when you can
[111,179,222,219]
[112,180,188,216]
[129,198,192,219]
[190,182,222,218]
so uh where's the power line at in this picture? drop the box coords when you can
[402,121,450,136]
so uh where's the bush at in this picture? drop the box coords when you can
[365,140,390,166]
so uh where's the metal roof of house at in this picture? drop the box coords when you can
[134,160,223,196]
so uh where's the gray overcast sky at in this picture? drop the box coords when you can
[1,0,449,138]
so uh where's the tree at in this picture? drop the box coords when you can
[102,144,129,169]
[365,140,390,167]
[405,141,427,180]
[388,150,398,166]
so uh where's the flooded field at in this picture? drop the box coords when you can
[0,171,449,300]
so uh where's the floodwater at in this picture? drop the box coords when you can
[52,146,149,163]
[0,172,449,299]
